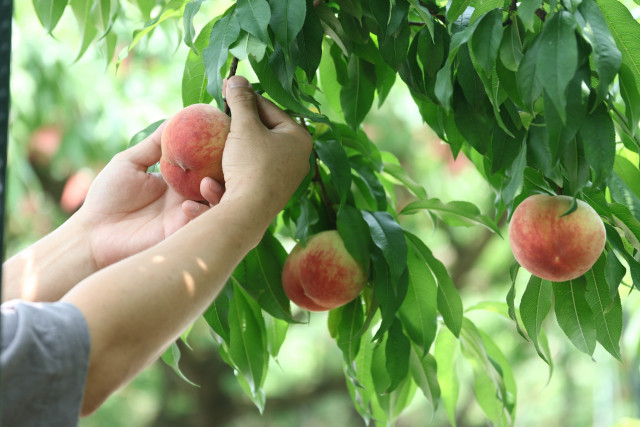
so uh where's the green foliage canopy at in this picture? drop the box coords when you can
[29,0,640,424]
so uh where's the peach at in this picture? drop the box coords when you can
[282,230,367,311]
[508,194,606,282]
[160,103,230,201]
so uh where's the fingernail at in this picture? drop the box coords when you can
[227,76,252,90]
[184,201,200,216]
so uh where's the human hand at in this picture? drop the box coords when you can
[76,123,225,269]
[184,76,313,227]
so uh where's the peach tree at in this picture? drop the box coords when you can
[31,0,640,424]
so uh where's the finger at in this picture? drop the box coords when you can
[224,76,262,131]
[200,177,225,206]
[122,121,167,170]
[182,200,211,220]
[255,94,298,130]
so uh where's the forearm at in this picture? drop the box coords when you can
[2,215,96,303]
[61,197,268,415]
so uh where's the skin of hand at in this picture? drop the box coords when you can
[77,122,224,269]
[2,124,224,303]
[62,75,313,415]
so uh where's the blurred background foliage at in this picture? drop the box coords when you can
[6,0,640,426]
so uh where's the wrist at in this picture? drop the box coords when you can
[211,195,277,249]
[2,213,98,302]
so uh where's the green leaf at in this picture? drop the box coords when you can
[33,0,68,34]
[337,204,372,270]
[614,155,640,200]
[370,246,409,340]
[505,264,528,340]
[469,9,504,77]
[315,138,352,207]
[228,284,268,409]
[203,10,241,108]
[401,198,502,235]
[269,0,306,50]
[129,119,164,148]
[70,0,98,61]
[315,3,352,56]
[268,42,299,92]
[619,65,640,138]
[121,1,184,66]
[410,348,440,410]
[203,284,233,343]
[345,329,376,423]
[553,277,597,356]
[459,319,511,426]
[229,31,268,61]
[237,0,271,44]
[296,2,324,81]
[435,18,483,111]
[434,327,459,427]
[183,0,206,52]
[399,238,439,356]
[241,231,295,322]
[385,317,411,393]
[182,20,216,107]
[544,64,590,163]
[578,103,616,187]
[362,211,408,286]
[610,203,640,258]
[382,162,428,200]
[477,329,517,420]
[596,0,640,123]
[517,37,543,111]
[161,342,199,387]
[350,155,387,211]
[341,55,376,129]
[249,54,328,123]
[331,299,365,366]
[605,248,626,300]
[518,0,542,32]
[536,11,578,123]
[520,275,553,364]
[584,256,623,360]
[379,21,411,70]
[499,18,524,72]
[264,314,289,358]
[605,222,640,292]
[406,232,463,337]
[407,0,435,40]
[294,196,319,244]
[447,0,473,24]
[574,0,622,106]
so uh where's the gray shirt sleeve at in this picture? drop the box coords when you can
[1,300,91,427]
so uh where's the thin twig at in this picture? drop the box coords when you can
[224,57,239,116]
[535,8,547,21]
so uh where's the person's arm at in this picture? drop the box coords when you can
[61,76,313,416]
[2,216,97,302]
[2,121,224,304]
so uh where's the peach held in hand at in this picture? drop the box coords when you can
[160,103,230,201]
[282,230,367,311]
[508,194,606,282]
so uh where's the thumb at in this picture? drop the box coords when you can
[224,76,261,131]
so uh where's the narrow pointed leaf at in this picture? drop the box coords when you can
[553,277,596,356]
[584,256,623,360]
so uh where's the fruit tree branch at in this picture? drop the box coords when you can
[224,56,239,116]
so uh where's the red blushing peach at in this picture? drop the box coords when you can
[508,195,606,282]
[160,103,230,201]
[282,230,367,311]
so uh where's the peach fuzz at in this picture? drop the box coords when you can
[508,194,606,282]
[160,103,230,201]
[282,230,367,311]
